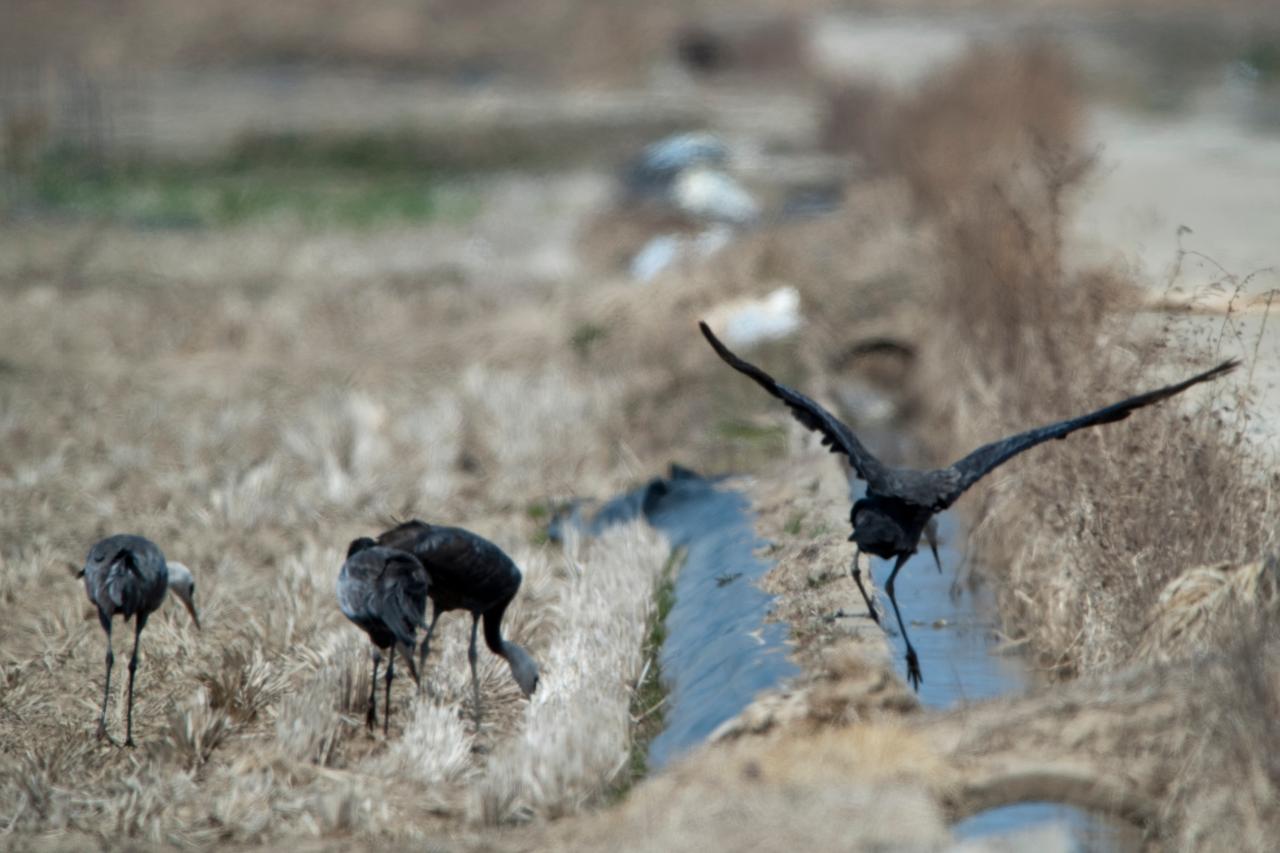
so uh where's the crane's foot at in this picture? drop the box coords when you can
[905,648,923,692]
[96,717,120,742]
[365,706,377,732]
[124,736,136,749]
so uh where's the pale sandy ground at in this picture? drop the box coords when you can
[1072,105,1280,451]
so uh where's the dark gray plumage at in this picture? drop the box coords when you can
[700,320,1238,690]
[337,539,429,734]
[80,534,200,747]
[625,131,730,198]
[375,520,539,723]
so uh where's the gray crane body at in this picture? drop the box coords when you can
[375,520,539,721]
[81,533,199,747]
[337,539,429,734]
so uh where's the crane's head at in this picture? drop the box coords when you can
[503,642,540,698]
[167,562,201,630]
[848,498,871,538]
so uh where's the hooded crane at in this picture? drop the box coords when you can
[375,520,539,722]
[80,534,199,747]
[700,320,1238,690]
[337,539,429,734]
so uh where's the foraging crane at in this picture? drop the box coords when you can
[337,539,429,734]
[700,320,1238,690]
[80,534,199,747]
[375,520,539,722]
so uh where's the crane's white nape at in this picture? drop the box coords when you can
[503,642,539,697]
[167,561,201,629]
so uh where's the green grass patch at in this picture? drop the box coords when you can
[608,545,684,802]
[714,419,787,448]
[1243,39,1280,83]
[569,322,609,360]
[807,520,832,539]
[524,500,553,522]
[783,510,806,537]
[12,142,481,229]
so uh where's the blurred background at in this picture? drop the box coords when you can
[3,1,1280,850]
[3,0,1279,273]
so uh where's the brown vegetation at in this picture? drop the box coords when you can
[859,45,1279,678]
[3,5,1279,847]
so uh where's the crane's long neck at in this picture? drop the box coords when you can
[482,600,539,697]
[482,601,510,656]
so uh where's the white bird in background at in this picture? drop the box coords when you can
[623,131,762,282]
[673,166,761,226]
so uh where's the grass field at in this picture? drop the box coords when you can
[3,7,1280,850]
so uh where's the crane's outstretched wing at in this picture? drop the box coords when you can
[936,359,1239,508]
[699,321,892,490]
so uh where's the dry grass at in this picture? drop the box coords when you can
[0,205,688,847]
[547,721,952,852]
[0,123,931,846]
[5,22,1278,850]
[471,525,670,824]
[1159,613,1280,850]
[836,44,1280,676]
[1135,558,1280,664]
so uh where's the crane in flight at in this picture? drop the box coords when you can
[700,320,1237,690]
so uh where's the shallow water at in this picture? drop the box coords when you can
[866,502,1026,709]
[552,466,799,770]
[558,462,1138,848]
[641,474,799,770]
[851,475,1139,850]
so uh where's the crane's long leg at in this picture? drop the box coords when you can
[96,611,118,745]
[366,647,382,731]
[849,548,881,624]
[417,605,442,695]
[468,614,481,726]
[383,649,395,736]
[925,519,943,575]
[123,615,147,747]
[884,553,922,691]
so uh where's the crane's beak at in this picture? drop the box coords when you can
[183,598,201,630]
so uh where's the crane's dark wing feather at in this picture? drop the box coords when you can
[376,551,429,643]
[937,359,1238,508]
[377,520,521,610]
[339,546,428,647]
[375,519,432,554]
[105,548,139,610]
[699,322,891,490]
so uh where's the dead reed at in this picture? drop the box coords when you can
[876,45,1278,674]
